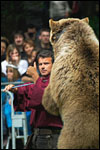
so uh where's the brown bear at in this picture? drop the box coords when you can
[42,18,99,149]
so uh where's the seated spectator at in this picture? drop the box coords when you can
[23,39,36,66]
[1,44,28,76]
[6,64,21,82]
[21,43,38,83]
[4,64,21,129]
[31,49,38,65]
[4,64,32,136]
[24,24,38,45]
[1,36,9,62]
[36,28,53,51]
[13,30,26,59]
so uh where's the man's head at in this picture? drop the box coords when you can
[1,37,9,56]
[36,50,54,76]
[27,24,37,39]
[13,30,24,46]
[39,28,50,45]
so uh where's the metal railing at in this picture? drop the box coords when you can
[1,81,29,149]
[1,81,24,86]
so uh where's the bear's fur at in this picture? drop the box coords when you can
[42,18,99,149]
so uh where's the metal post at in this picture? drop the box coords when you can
[23,113,28,145]
[1,89,28,149]
[1,90,3,149]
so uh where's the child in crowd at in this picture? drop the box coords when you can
[4,64,32,140]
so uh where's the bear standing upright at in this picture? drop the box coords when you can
[42,18,99,149]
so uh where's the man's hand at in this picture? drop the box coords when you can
[3,84,18,93]
[26,62,39,83]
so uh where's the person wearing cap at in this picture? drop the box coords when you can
[4,64,32,138]
[4,50,63,149]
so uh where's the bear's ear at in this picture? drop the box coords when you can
[81,17,89,24]
[49,19,53,29]
[49,19,59,31]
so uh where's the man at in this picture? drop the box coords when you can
[36,28,53,51]
[1,36,9,62]
[13,30,26,59]
[4,50,62,149]
[24,24,37,44]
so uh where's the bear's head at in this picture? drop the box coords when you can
[49,18,89,46]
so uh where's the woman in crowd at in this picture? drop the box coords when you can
[1,44,28,76]
[21,39,38,82]
[23,39,36,66]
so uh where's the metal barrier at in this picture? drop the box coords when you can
[1,89,28,149]
[1,81,24,149]
[1,81,24,86]
[1,90,3,149]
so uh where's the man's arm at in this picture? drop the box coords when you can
[21,76,34,83]
[3,77,49,112]
[3,84,27,111]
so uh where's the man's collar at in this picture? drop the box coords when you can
[41,75,50,82]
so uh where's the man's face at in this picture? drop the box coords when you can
[28,28,36,37]
[40,31,50,44]
[1,41,6,56]
[14,34,24,46]
[38,57,53,76]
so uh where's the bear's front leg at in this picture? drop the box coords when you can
[42,84,59,116]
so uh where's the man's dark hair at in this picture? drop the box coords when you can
[13,30,25,39]
[36,50,54,65]
[27,24,36,29]
[40,28,50,34]
[1,37,9,47]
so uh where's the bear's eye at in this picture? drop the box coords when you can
[52,30,62,42]
[52,36,56,41]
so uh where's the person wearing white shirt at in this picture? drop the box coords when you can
[1,44,28,76]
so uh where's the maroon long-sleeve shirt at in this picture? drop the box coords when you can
[13,75,63,128]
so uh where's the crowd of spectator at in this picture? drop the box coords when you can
[1,22,53,148]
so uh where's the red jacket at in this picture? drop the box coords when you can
[13,75,63,128]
